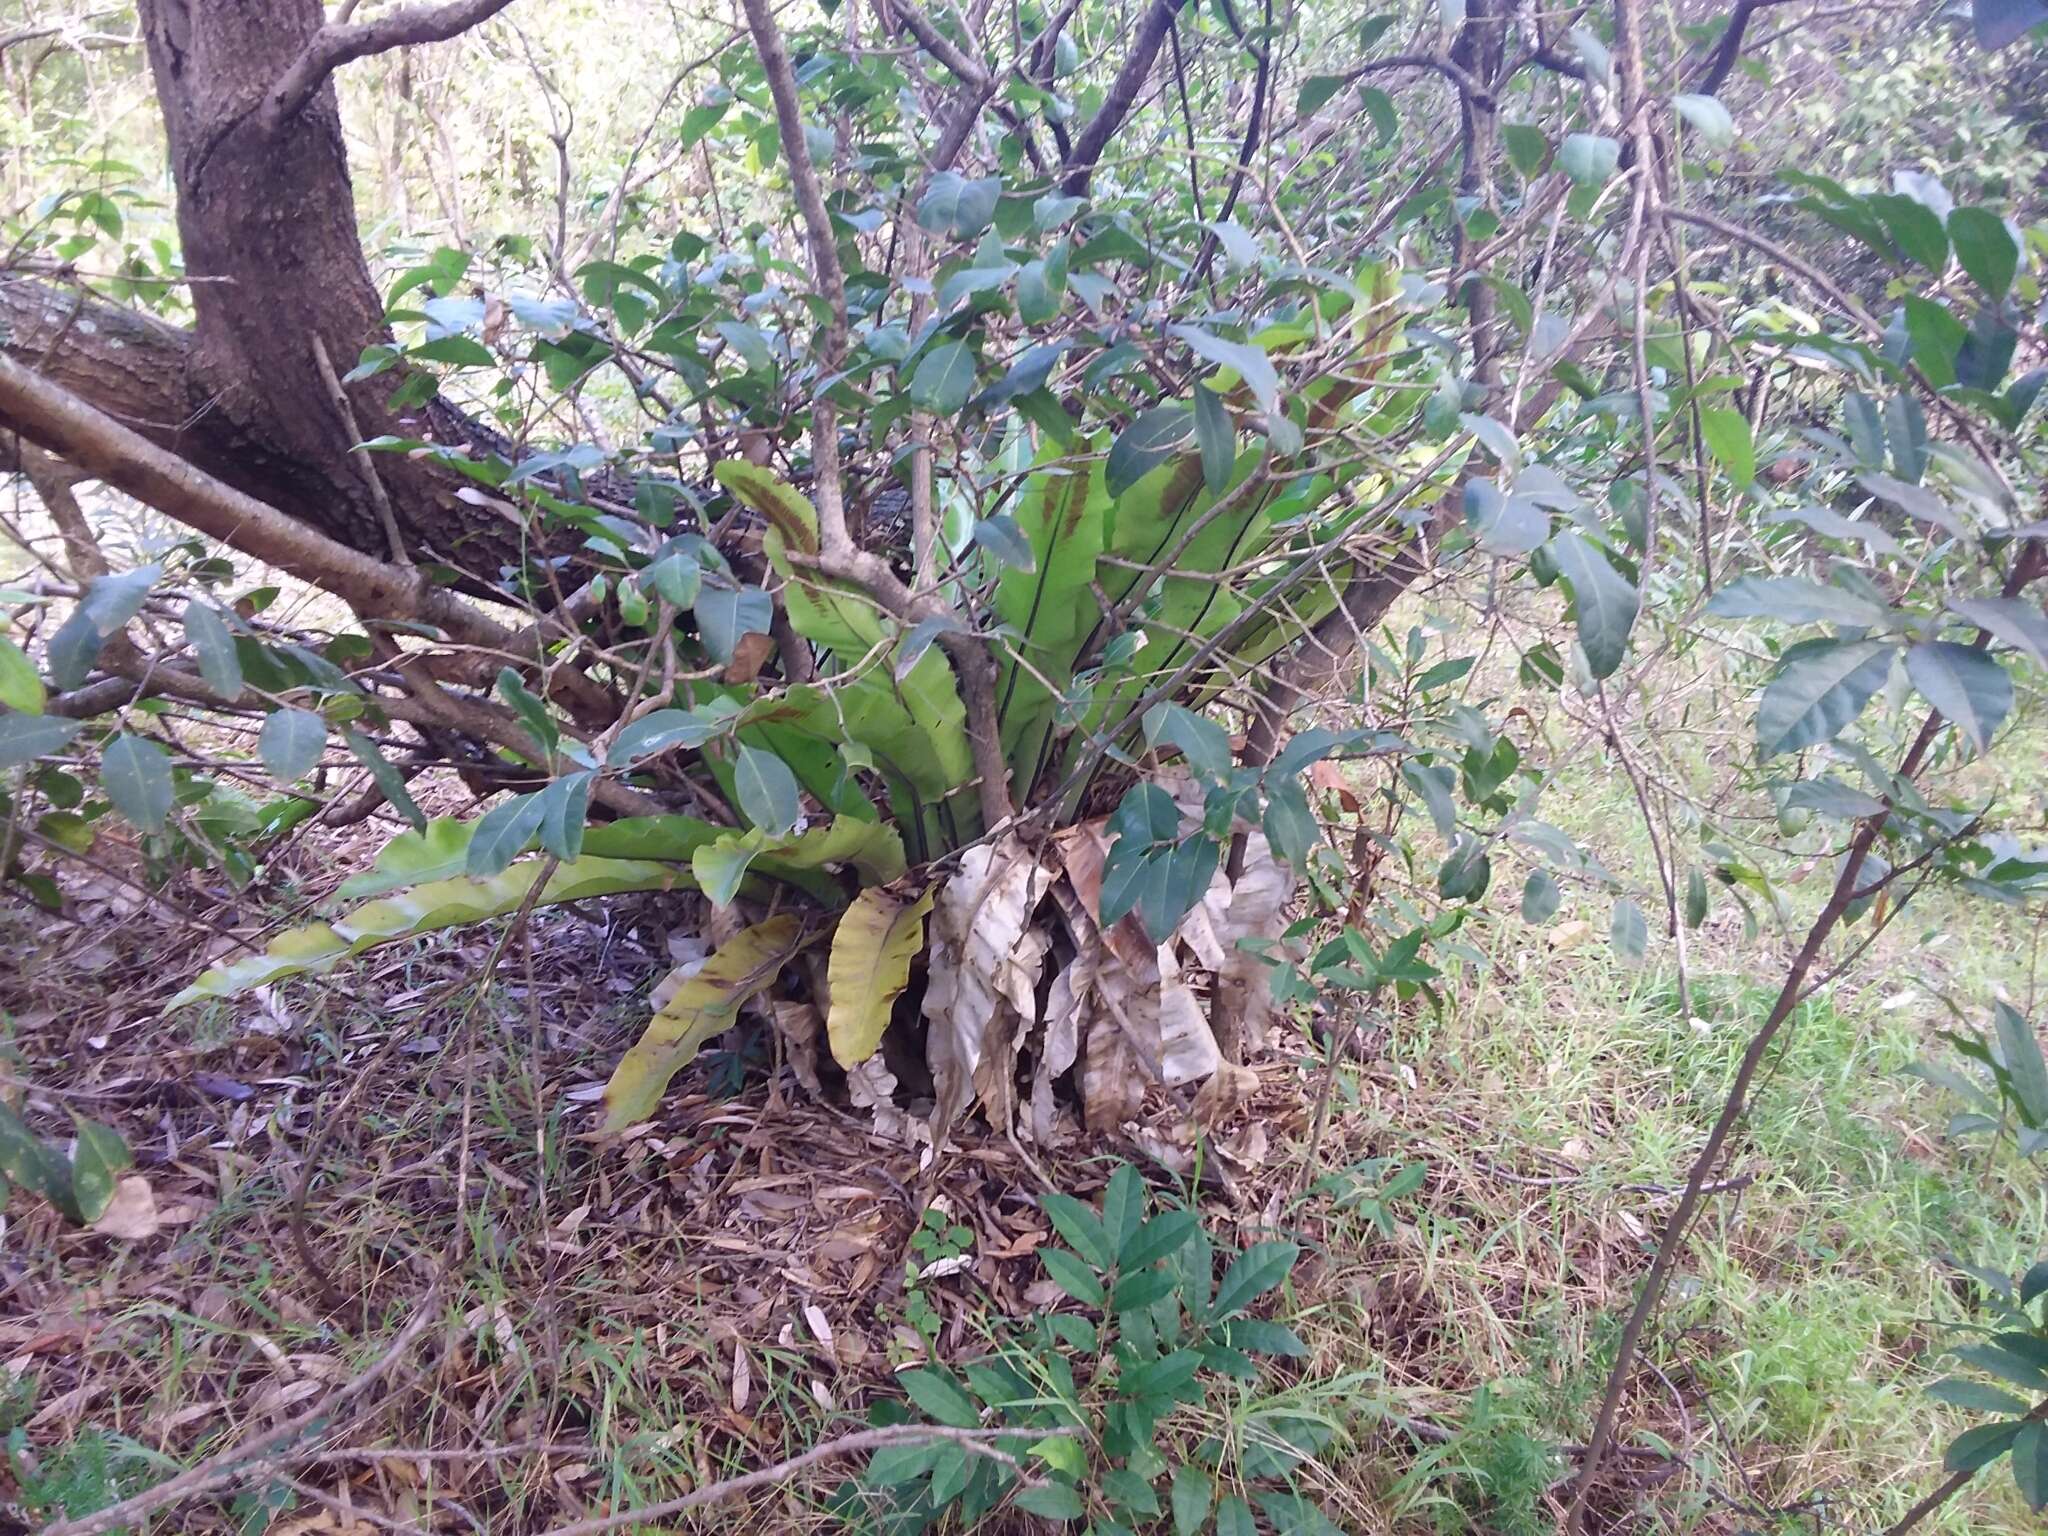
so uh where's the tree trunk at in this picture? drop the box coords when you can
[2,0,536,586]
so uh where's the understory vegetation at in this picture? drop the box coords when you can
[3,0,2048,1531]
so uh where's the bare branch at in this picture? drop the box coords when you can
[1058,0,1188,196]
[1690,0,1800,94]
[261,0,519,131]
[0,352,615,725]
[884,0,990,88]
[738,0,1017,828]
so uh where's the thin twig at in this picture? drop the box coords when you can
[40,1281,446,1536]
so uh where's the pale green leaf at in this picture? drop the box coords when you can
[0,711,81,769]
[1671,93,1735,147]
[183,603,243,701]
[1559,133,1620,186]
[260,707,327,783]
[0,637,44,714]
[734,743,801,836]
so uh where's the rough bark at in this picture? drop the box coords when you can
[1,0,539,588]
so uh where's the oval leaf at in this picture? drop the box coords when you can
[102,733,173,834]
[1550,532,1639,680]
[1904,640,2012,753]
[260,707,328,783]
[1755,638,1895,758]
[825,886,935,1068]
[183,603,244,701]
[734,743,802,837]
[909,341,977,414]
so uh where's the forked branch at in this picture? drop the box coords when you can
[262,0,520,130]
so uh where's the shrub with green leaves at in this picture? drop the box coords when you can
[839,1164,1348,1533]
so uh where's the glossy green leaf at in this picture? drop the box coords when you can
[1106,406,1193,498]
[1038,1246,1105,1307]
[1904,641,2012,753]
[1014,1483,1084,1520]
[68,1115,131,1223]
[910,341,977,414]
[259,707,327,783]
[1502,123,1548,177]
[970,513,1035,570]
[2014,1422,2048,1511]
[1549,533,1638,679]
[467,792,546,876]
[1992,1001,2048,1125]
[734,743,801,836]
[345,730,426,831]
[1925,1376,2031,1414]
[1685,867,1709,928]
[1952,1342,2048,1392]
[1706,575,1893,628]
[1120,1210,1198,1271]
[1610,898,1647,964]
[1755,638,1895,757]
[76,564,162,637]
[1192,382,1234,495]
[916,172,1001,238]
[1040,1191,1115,1270]
[1171,1464,1212,1536]
[608,707,723,765]
[102,733,173,833]
[1949,206,2020,298]
[1171,324,1280,416]
[1017,242,1067,324]
[183,603,243,701]
[1952,597,2048,667]
[1871,193,1949,273]
[897,1366,981,1429]
[1103,1169,1147,1251]
[0,711,82,770]
[1143,703,1230,778]
[1297,74,1347,113]
[1212,1240,1298,1318]
[1522,869,1561,923]
[1945,1420,2024,1472]
[535,772,591,862]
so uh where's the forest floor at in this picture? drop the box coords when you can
[3,614,2045,1535]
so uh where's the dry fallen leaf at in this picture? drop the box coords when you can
[89,1176,160,1240]
[731,1340,752,1412]
[1546,919,1593,952]
[1192,1063,1259,1128]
